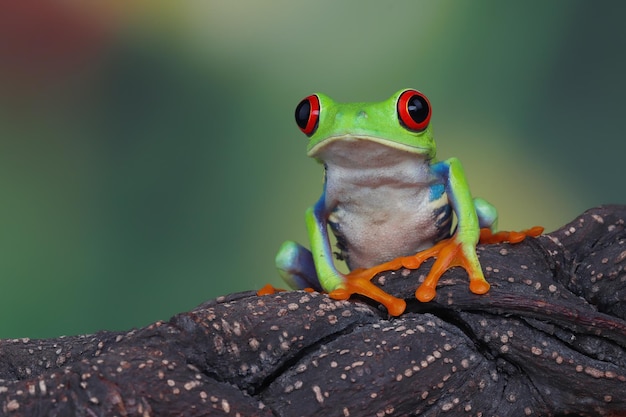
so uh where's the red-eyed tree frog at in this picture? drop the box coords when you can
[267,89,542,316]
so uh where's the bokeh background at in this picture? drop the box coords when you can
[0,1,625,338]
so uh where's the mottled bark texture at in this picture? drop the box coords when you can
[1,206,626,417]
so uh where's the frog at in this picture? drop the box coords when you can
[266,89,542,316]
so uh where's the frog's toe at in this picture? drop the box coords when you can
[415,285,437,302]
[469,278,490,295]
[410,236,491,301]
[478,226,544,244]
[257,283,284,296]
[328,270,407,316]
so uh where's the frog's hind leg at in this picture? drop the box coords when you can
[275,241,323,292]
[475,198,544,244]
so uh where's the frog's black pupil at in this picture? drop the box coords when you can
[407,95,429,123]
[295,99,311,130]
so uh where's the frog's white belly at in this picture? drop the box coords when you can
[320,139,451,270]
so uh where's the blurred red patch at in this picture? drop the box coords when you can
[0,1,114,94]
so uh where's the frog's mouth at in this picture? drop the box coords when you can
[307,135,433,168]
[307,135,432,159]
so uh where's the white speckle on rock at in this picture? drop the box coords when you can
[6,400,19,411]
[221,399,230,413]
[184,380,199,390]
[312,385,324,403]
[248,338,260,351]
[615,250,626,264]
[584,366,605,378]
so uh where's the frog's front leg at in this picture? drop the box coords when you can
[273,195,405,314]
[382,157,486,302]
[273,195,340,293]
[410,193,542,301]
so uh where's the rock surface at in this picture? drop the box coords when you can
[1,206,625,416]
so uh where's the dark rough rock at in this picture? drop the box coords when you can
[1,206,626,416]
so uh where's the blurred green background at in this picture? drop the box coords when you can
[0,1,624,338]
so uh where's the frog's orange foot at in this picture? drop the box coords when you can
[257,284,317,296]
[479,226,544,244]
[257,283,284,296]
[328,268,406,316]
[407,237,489,302]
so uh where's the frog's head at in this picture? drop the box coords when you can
[295,89,436,160]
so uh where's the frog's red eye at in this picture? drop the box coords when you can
[397,89,431,132]
[295,95,320,136]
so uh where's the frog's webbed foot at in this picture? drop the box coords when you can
[479,226,544,244]
[329,266,407,317]
[257,283,283,296]
[408,225,544,301]
[407,237,491,302]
